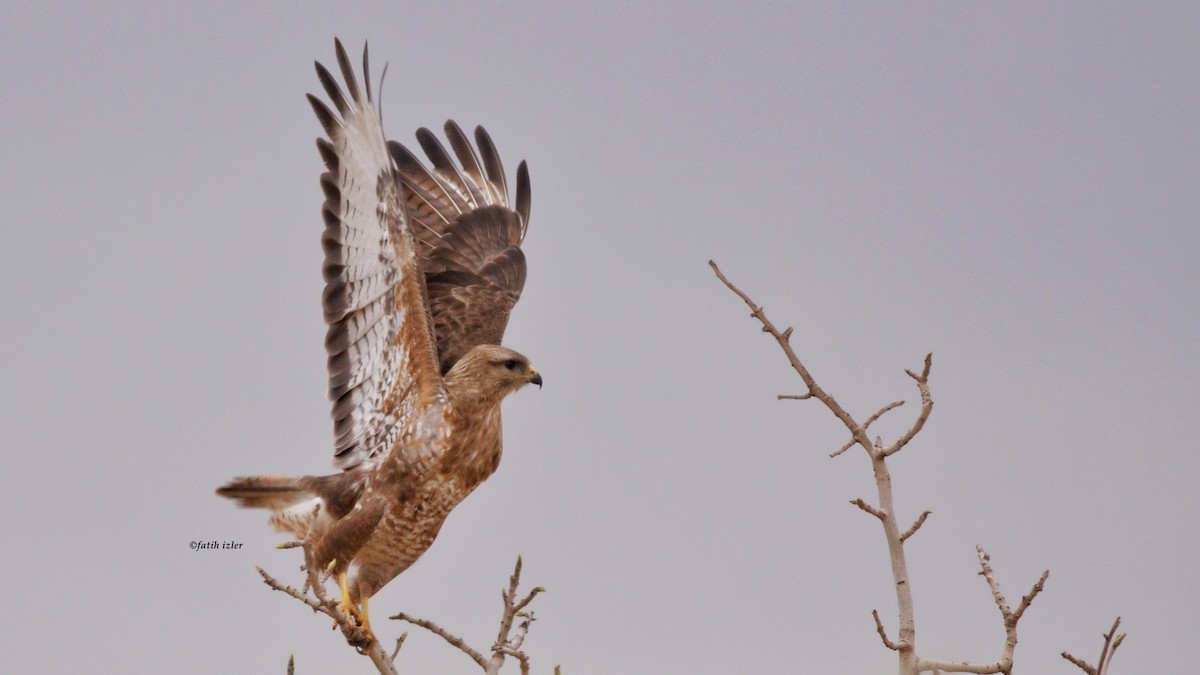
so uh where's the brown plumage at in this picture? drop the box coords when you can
[216,39,540,639]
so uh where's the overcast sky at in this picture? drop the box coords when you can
[2,2,1197,673]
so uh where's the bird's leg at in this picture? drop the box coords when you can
[360,593,373,636]
[335,570,375,647]
[336,570,359,623]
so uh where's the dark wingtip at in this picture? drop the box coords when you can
[387,139,422,171]
[515,160,531,228]
[334,38,360,104]
[474,125,508,206]
[362,40,371,102]
[307,93,338,134]
[314,61,348,114]
[415,127,451,170]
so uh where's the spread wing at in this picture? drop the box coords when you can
[309,40,445,471]
[389,123,532,373]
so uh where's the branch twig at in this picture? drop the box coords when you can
[872,609,907,650]
[899,511,932,543]
[883,354,933,457]
[390,556,548,675]
[390,612,488,669]
[390,633,407,664]
[258,559,398,674]
[709,260,876,456]
[917,546,1050,674]
[1062,616,1125,675]
[850,498,886,521]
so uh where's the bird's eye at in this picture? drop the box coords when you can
[503,359,519,370]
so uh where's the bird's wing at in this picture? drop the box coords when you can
[309,40,445,470]
[389,122,532,373]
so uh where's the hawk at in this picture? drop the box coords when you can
[216,39,540,644]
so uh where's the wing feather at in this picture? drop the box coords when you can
[446,120,498,206]
[416,127,482,210]
[313,40,445,470]
[387,140,457,236]
[333,38,362,105]
[391,123,532,373]
[514,160,532,235]
[315,62,350,116]
[473,125,509,208]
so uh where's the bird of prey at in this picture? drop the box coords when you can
[217,39,540,645]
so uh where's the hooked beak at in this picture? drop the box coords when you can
[526,367,543,389]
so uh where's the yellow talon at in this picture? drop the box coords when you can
[334,571,375,647]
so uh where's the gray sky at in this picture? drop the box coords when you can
[2,2,1197,673]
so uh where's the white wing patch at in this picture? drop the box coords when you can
[310,40,445,471]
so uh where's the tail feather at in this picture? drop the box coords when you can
[215,475,310,510]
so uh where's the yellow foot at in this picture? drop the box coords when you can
[334,570,375,649]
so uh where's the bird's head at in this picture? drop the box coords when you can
[445,345,542,402]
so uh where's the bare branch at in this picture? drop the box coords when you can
[390,633,407,663]
[1060,651,1097,674]
[483,556,545,673]
[976,549,1008,612]
[1096,616,1125,675]
[287,654,294,675]
[256,532,399,674]
[256,527,553,674]
[865,400,905,431]
[711,262,1063,675]
[851,498,886,521]
[831,402,904,458]
[899,511,932,543]
[1012,570,1050,623]
[391,612,488,669]
[976,546,1048,627]
[778,393,813,400]
[883,354,934,457]
[258,566,326,614]
[389,556,548,675]
[916,659,1009,674]
[499,612,536,675]
[514,587,546,615]
[928,546,1048,675]
[829,438,855,458]
[906,352,933,382]
[709,260,873,454]
[1062,616,1124,675]
[872,609,906,651]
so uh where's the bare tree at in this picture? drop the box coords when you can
[710,260,1051,675]
[257,530,552,674]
